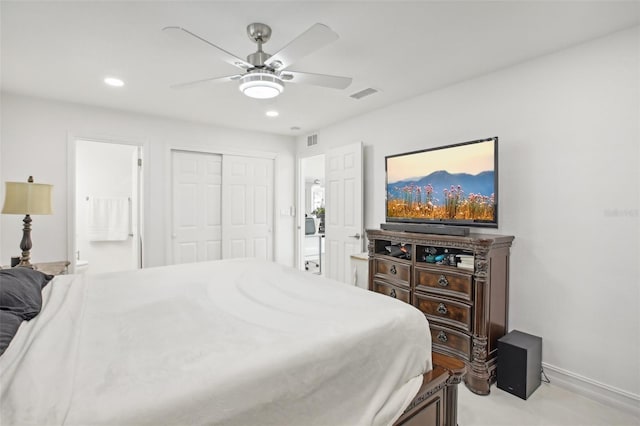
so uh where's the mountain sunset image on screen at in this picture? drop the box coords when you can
[385,138,497,226]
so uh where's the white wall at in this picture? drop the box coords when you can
[0,94,297,267]
[297,27,639,401]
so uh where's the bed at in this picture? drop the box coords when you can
[0,259,464,426]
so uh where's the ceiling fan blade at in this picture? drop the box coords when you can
[170,74,242,90]
[265,23,339,71]
[281,70,352,90]
[163,26,252,71]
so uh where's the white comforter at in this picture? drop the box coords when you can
[0,259,431,426]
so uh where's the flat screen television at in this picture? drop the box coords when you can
[385,137,498,229]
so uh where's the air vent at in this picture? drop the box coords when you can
[350,87,378,100]
[307,134,318,147]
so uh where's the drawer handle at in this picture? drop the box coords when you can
[437,303,448,314]
[437,275,449,287]
[390,265,397,275]
[437,331,448,343]
[389,288,397,298]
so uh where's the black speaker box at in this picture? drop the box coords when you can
[497,330,542,400]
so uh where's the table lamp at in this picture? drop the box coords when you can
[1,176,53,268]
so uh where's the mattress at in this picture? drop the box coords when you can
[0,259,431,426]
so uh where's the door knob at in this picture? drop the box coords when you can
[349,233,361,239]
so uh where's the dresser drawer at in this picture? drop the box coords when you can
[430,325,471,361]
[414,293,472,332]
[374,258,411,287]
[372,280,410,304]
[415,268,472,301]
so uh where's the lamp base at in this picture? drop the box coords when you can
[18,214,33,268]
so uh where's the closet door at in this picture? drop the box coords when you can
[171,150,222,263]
[222,155,274,260]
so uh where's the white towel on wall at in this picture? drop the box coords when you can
[87,197,130,241]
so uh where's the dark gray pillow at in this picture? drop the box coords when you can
[0,310,23,356]
[0,267,53,320]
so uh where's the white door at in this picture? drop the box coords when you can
[171,150,222,263]
[324,142,363,282]
[222,155,274,260]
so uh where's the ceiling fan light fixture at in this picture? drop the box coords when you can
[239,71,284,99]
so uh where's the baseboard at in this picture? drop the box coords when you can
[542,362,640,417]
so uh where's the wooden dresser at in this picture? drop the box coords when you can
[366,228,514,395]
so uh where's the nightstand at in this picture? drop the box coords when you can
[32,261,70,275]
[1,261,70,276]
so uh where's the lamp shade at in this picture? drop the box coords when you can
[2,181,53,215]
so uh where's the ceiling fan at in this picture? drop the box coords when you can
[163,22,352,99]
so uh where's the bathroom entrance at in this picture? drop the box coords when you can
[73,139,143,274]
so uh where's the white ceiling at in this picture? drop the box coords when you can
[1,1,638,136]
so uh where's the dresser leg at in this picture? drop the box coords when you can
[462,335,494,394]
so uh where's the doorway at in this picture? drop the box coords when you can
[298,155,325,274]
[74,139,142,274]
[297,142,363,283]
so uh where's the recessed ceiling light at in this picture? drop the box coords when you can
[265,110,279,117]
[104,77,124,87]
